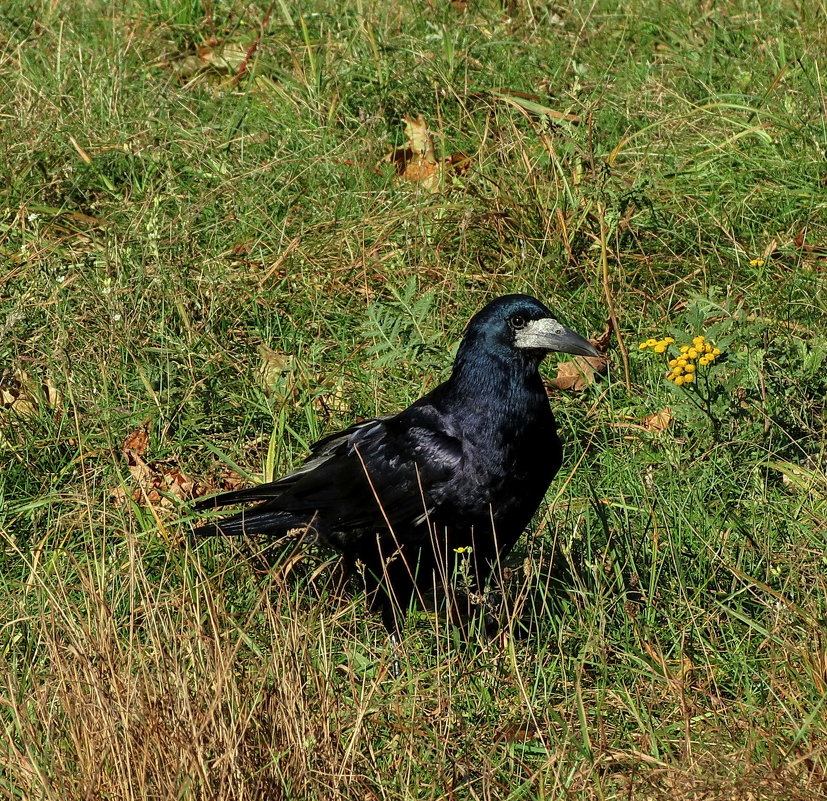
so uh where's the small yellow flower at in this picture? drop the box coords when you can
[680,345,689,353]
[654,344,666,353]
[704,343,714,353]
[674,375,685,386]
[713,348,721,356]
[668,359,678,368]
[693,335,705,346]
[749,258,765,267]
[664,337,675,344]
[687,348,699,359]
[454,546,470,554]
[646,339,657,347]
[684,363,696,373]
[639,342,649,350]
[672,364,684,375]
[683,373,695,384]
[699,356,710,366]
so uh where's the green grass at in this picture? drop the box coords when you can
[1,0,826,797]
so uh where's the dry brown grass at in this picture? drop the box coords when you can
[3,528,826,800]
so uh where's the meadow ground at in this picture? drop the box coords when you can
[1,0,826,798]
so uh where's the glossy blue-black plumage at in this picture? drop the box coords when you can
[194,295,595,631]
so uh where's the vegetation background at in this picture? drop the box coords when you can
[1,0,826,798]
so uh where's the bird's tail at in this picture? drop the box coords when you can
[192,508,317,541]
[193,485,287,510]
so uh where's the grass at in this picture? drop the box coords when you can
[1,0,826,797]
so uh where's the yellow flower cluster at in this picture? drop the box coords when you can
[666,335,721,385]
[638,336,675,354]
[639,333,722,387]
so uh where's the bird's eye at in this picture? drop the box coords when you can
[509,314,527,330]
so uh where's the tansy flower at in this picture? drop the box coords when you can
[640,330,724,385]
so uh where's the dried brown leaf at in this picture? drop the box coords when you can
[592,322,612,353]
[122,426,149,459]
[387,114,471,192]
[158,40,250,90]
[493,721,539,743]
[641,408,673,433]
[546,355,607,391]
[256,344,295,400]
[0,370,61,417]
[115,424,203,508]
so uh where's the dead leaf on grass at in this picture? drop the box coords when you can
[122,425,149,458]
[387,114,471,192]
[157,39,250,89]
[114,424,203,508]
[0,370,61,417]
[640,408,673,433]
[493,721,539,743]
[256,344,295,401]
[545,355,606,390]
[312,375,351,416]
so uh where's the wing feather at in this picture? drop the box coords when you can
[194,409,465,543]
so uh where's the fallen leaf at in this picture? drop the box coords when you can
[312,375,350,415]
[158,40,251,89]
[122,425,149,458]
[545,354,606,391]
[793,230,827,258]
[256,344,295,400]
[0,370,61,417]
[387,114,471,192]
[115,424,203,508]
[214,466,246,492]
[591,322,612,353]
[493,721,539,742]
[640,408,673,432]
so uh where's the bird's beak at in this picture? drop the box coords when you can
[515,318,600,357]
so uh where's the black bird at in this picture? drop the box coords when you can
[194,295,598,633]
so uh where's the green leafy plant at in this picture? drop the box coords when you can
[362,278,442,371]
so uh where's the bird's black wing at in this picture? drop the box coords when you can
[193,417,386,510]
[193,407,464,542]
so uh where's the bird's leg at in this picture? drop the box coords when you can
[381,601,403,678]
[387,631,401,679]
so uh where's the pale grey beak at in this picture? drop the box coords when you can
[515,318,600,357]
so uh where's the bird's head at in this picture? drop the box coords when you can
[459,294,599,366]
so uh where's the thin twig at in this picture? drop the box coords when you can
[232,0,278,85]
[597,202,631,391]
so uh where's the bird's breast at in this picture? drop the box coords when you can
[454,407,560,505]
